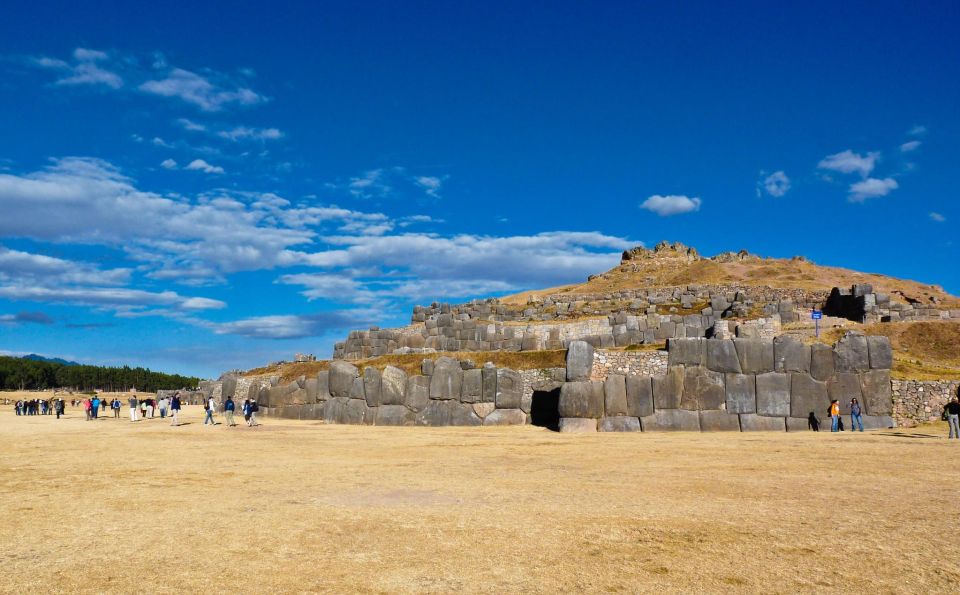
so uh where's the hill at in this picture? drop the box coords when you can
[22,354,80,366]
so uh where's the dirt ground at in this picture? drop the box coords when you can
[1,402,959,594]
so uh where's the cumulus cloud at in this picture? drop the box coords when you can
[160,159,177,169]
[760,171,790,197]
[184,159,224,174]
[818,150,879,178]
[900,140,921,153]
[217,126,283,141]
[930,212,946,222]
[640,195,702,216]
[414,176,443,199]
[139,68,264,111]
[848,177,898,202]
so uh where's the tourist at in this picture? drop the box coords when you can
[146,398,154,419]
[158,396,169,419]
[223,396,236,427]
[100,398,107,415]
[242,399,252,425]
[83,397,92,421]
[91,396,100,420]
[849,398,864,432]
[128,395,139,422]
[829,400,840,432]
[249,400,259,426]
[203,396,216,426]
[55,399,64,419]
[170,394,181,427]
[14,400,22,416]
[112,397,121,418]
[945,398,960,440]
[139,399,148,420]
[807,411,820,432]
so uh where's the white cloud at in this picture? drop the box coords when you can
[414,176,443,199]
[909,125,927,136]
[343,167,446,200]
[818,150,880,178]
[848,177,898,202]
[139,68,265,112]
[160,159,177,170]
[32,47,124,89]
[201,312,369,339]
[0,285,224,312]
[760,171,790,197]
[900,140,921,153]
[640,194,701,216]
[217,126,283,141]
[0,245,130,286]
[177,118,207,132]
[152,137,174,148]
[184,159,224,174]
[930,212,946,222]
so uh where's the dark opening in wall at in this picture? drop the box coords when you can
[530,388,561,431]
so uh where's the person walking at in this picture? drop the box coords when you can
[146,399,154,419]
[945,397,960,440]
[242,399,252,425]
[829,400,840,432]
[55,399,64,419]
[128,395,139,422]
[849,398,864,432]
[170,394,181,427]
[249,400,259,426]
[91,396,100,420]
[808,411,820,432]
[83,398,92,421]
[223,396,236,427]
[112,397,121,418]
[158,397,168,419]
[203,396,216,426]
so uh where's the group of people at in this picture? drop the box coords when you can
[14,398,64,417]
[807,397,867,432]
[202,395,260,427]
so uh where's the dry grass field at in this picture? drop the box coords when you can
[2,402,959,594]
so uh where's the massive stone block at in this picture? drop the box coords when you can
[341,398,370,425]
[566,340,595,381]
[323,397,348,423]
[680,367,725,411]
[698,410,741,431]
[652,366,684,410]
[809,344,835,381]
[461,369,483,403]
[860,369,893,415]
[481,363,497,403]
[430,357,463,400]
[756,372,791,417]
[867,336,893,369]
[483,408,527,426]
[625,376,654,418]
[835,333,869,372]
[495,368,523,409]
[329,361,359,399]
[603,374,628,417]
[790,373,829,419]
[380,366,407,406]
[725,373,756,414]
[404,375,431,412]
[415,400,482,426]
[363,367,382,407]
[786,417,814,432]
[734,339,775,374]
[859,414,895,429]
[667,337,703,366]
[599,416,641,432]
[640,409,701,432]
[222,377,237,400]
[304,378,319,404]
[739,413,786,432]
[827,373,861,414]
[558,381,604,418]
[376,404,415,426]
[774,337,810,373]
[559,417,597,433]
[705,339,742,373]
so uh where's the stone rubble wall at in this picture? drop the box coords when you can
[892,379,960,427]
[590,350,669,381]
[824,283,960,324]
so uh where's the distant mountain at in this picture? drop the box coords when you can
[21,354,80,366]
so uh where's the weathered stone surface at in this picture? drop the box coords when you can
[828,373,861,414]
[786,417,814,432]
[652,366,684,409]
[667,338,703,366]
[680,367,725,411]
[558,381,604,418]
[739,413,786,432]
[734,339,774,374]
[566,340,595,381]
[705,339,742,373]
[860,369,893,415]
[414,399,481,426]
[472,402,496,418]
[404,375,431,412]
[288,388,308,405]
[323,397,349,423]
[640,409,701,432]
[790,373,829,419]
[698,410,741,431]
[376,404,415,426]
[304,378,319,404]
[559,417,597,433]
[380,366,407,406]
[625,376,654,418]
[461,369,483,403]
[481,363,497,403]
[301,403,324,420]
[343,398,370,425]
[835,333,869,372]
[725,373,756,414]
[809,344,835,381]
[329,361,359,399]
[489,368,520,408]
[266,383,294,408]
[362,367,382,407]
[859,414,895,429]
[603,374,628,416]
[598,416,641,432]
[349,377,365,401]
[756,372,791,417]
[774,336,810,373]
[867,336,893,369]
[483,408,527,426]
[430,357,463,400]
[222,377,237,399]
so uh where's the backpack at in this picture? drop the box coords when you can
[252,402,259,412]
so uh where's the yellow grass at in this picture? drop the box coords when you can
[1,403,959,593]
[819,321,960,380]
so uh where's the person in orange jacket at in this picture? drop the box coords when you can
[829,400,840,432]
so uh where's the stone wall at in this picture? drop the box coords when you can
[892,379,960,427]
[590,349,669,380]
[824,284,960,324]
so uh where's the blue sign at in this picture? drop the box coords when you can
[811,310,822,320]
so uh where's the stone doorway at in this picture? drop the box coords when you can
[530,387,561,431]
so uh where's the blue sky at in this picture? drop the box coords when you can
[0,1,957,378]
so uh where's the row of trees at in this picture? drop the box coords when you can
[0,357,201,392]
